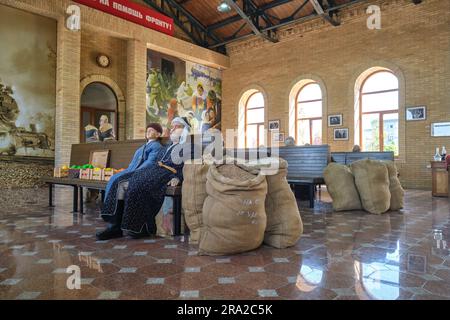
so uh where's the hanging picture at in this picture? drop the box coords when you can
[406,106,426,121]
[334,128,349,141]
[328,114,342,127]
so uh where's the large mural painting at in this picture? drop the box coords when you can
[0,5,56,158]
[146,50,222,134]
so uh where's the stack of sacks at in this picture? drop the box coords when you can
[324,159,404,215]
[199,163,268,255]
[351,159,391,214]
[382,160,404,211]
[323,162,362,211]
[240,158,303,249]
[181,160,210,243]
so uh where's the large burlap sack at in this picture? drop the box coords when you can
[236,158,302,248]
[261,158,303,248]
[182,161,209,243]
[382,160,404,211]
[324,163,362,211]
[199,163,268,255]
[350,159,390,214]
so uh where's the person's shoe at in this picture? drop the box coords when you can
[96,227,123,240]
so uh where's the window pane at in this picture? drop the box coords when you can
[362,72,398,93]
[298,83,321,102]
[298,101,322,118]
[311,120,322,145]
[246,108,264,124]
[362,113,380,151]
[297,120,310,145]
[246,124,258,148]
[258,125,266,147]
[247,92,264,109]
[362,91,399,112]
[383,113,399,155]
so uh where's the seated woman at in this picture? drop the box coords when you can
[96,117,190,240]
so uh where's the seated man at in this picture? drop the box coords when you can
[97,117,190,240]
[98,123,163,238]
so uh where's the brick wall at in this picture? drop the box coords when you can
[222,0,450,189]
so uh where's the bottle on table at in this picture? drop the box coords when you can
[434,147,441,161]
[441,146,447,161]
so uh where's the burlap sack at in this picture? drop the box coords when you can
[350,159,391,214]
[181,161,209,243]
[199,163,268,255]
[324,162,362,211]
[262,158,303,248]
[382,160,404,211]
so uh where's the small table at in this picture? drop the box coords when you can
[430,161,448,197]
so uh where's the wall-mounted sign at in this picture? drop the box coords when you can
[74,0,173,36]
[431,122,450,137]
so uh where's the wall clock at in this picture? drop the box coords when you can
[96,54,110,68]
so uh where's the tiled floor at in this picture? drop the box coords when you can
[0,186,449,300]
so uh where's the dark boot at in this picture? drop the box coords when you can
[127,220,156,239]
[96,200,124,240]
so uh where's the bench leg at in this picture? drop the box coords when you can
[309,184,314,209]
[79,187,84,214]
[48,183,54,207]
[173,195,182,236]
[72,186,78,213]
[101,190,105,203]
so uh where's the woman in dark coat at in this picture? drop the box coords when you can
[101,123,163,216]
[97,117,190,240]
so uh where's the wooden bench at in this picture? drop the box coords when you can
[278,145,330,208]
[226,145,330,208]
[331,151,394,165]
[41,139,185,236]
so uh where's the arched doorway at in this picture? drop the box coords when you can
[80,82,118,142]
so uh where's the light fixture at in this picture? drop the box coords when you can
[217,1,231,13]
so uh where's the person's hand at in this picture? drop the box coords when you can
[168,178,180,186]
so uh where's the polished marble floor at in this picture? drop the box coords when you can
[0,186,449,300]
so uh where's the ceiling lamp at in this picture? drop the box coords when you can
[217,1,231,13]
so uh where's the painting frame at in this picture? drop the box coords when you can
[406,106,426,121]
[272,132,285,143]
[431,122,450,137]
[328,114,343,127]
[89,150,110,168]
[334,128,349,141]
[268,119,280,131]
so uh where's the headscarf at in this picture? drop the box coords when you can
[171,116,191,144]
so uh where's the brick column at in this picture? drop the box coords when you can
[126,39,147,139]
[55,18,81,166]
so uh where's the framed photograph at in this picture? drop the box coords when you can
[334,128,349,141]
[328,114,343,127]
[407,254,426,273]
[272,132,285,142]
[89,150,110,168]
[431,122,450,137]
[406,106,426,121]
[268,120,280,131]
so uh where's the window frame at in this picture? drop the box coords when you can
[244,91,265,148]
[359,70,399,154]
[295,82,323,145]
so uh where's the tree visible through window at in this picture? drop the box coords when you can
[245,92,265,148]
[296,82,322,145]
[360,71,399,155]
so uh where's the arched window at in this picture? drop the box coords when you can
[245,92,265,148]
[296,82,322,145]
[360,71,399,155]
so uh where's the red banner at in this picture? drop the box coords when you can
[74,0,174,36]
